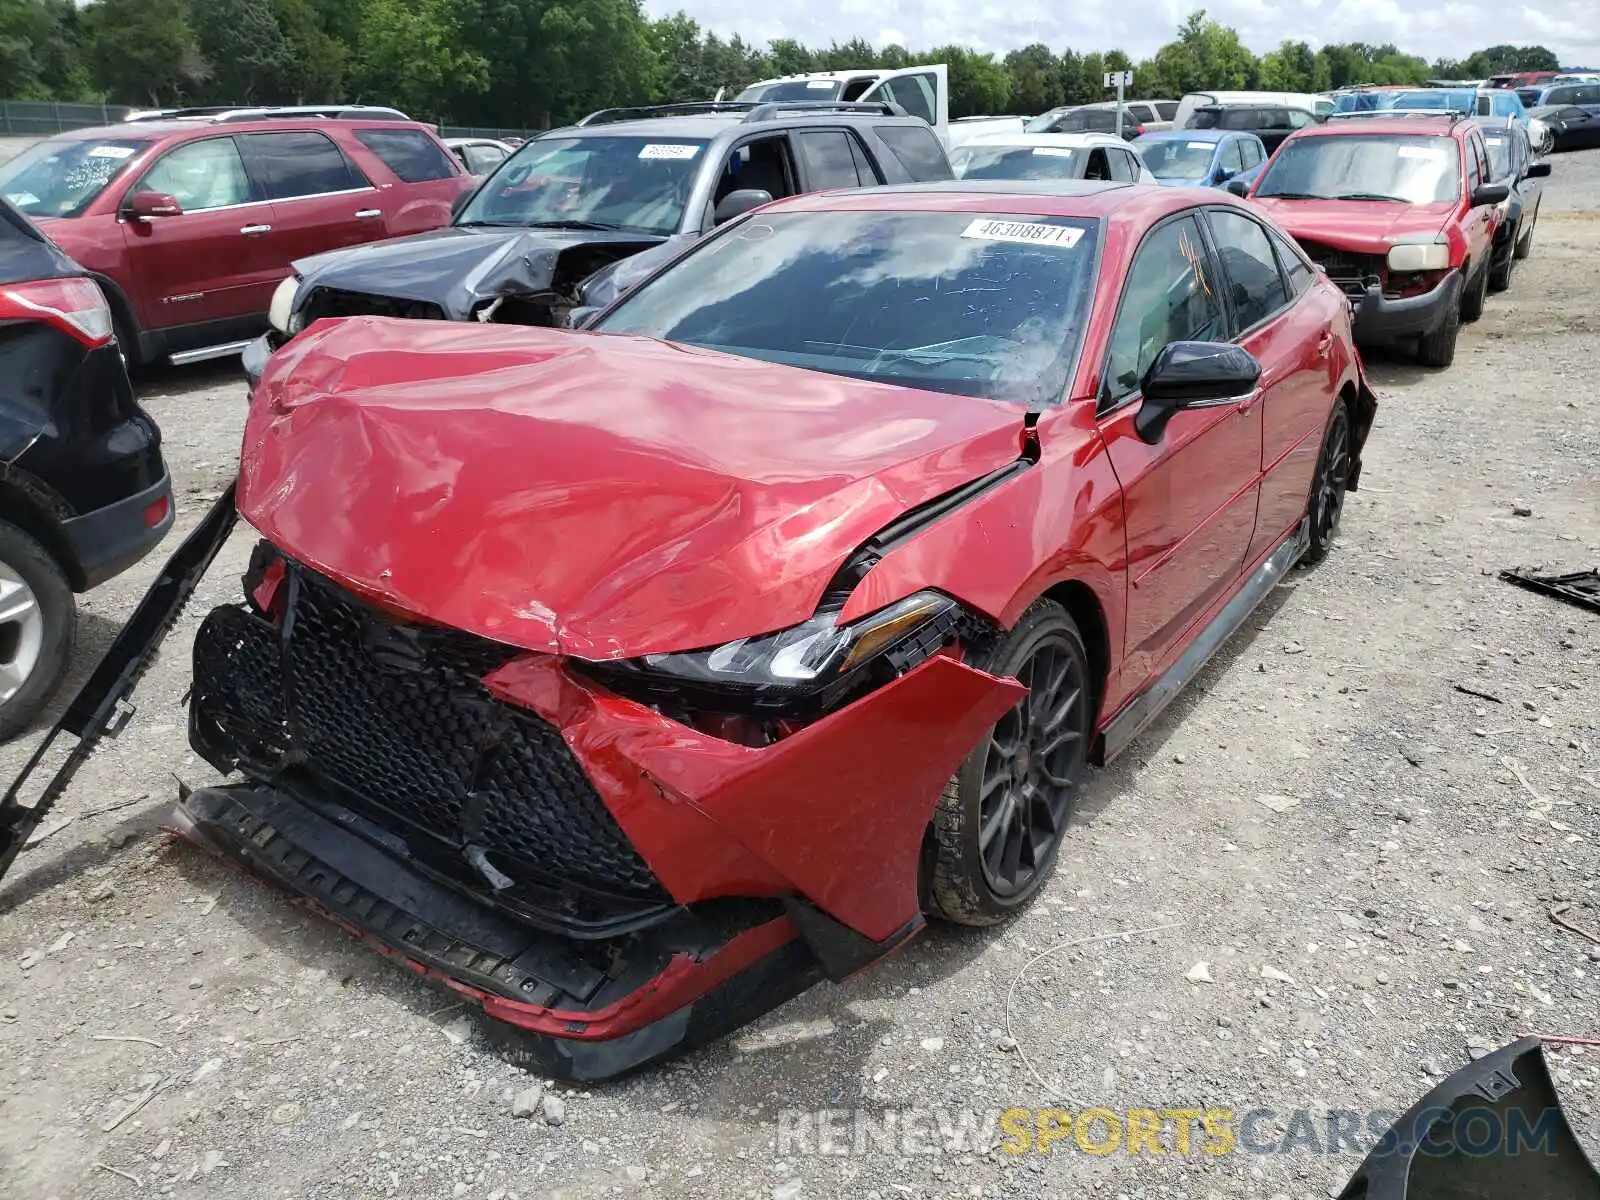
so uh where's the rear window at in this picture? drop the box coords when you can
[240,131,367,199]
[0,136,152,219]
[737,79,845,103]
[872,124,953,180]
[949,144,1084,181]
[356,127,461,183]
[595,208,1102,408]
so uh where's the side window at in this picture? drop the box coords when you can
[1465,139,1481,191]
[1085,148,1112,180]
[1105,148,1134,181]
[1267,227,1316,297]
[1155,101,1178,121]
[1226,139,1248,173]
[872,124,953,181]
[1206,209,1291,331]
[1129,104,1155,122]
[711,135,797,214]
[1242,138,1264,167]
[353,128,459,183]
[846,133,882,184]
[240,131,367,200]
[135,137,253,211]
[1222,109,1257,131]
[793,130,866,190]
[1286,109,1316,128]
[866,72,937,126]
[1102,215,1228,406]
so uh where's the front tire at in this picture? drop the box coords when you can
[1514,203,1538,260]
[1488,238,1515,293]
[1416,297,1460,369]
[926,601,1092,926]
[1302,399,1351,565]
[1459,259,1489,323]
[0,521,75,743]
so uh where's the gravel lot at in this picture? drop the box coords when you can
[2,153,1597,1200]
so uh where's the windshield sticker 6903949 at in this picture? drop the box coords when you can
[960,218,1084,248]
[638,143,700,160]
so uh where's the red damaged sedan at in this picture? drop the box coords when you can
[0,181,1375,1080]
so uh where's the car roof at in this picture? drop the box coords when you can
[542,110,928,140]
[46,116,434,142]
[1292,115,1465,139]
[960,131,1129,149]
[759,180,1243,223]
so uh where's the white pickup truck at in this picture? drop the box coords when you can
[730,65,1026,147]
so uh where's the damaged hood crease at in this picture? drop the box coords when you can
[243,317,1028,660]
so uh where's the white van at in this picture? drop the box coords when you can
[734,66,953,143]
[1173,91,1333,129]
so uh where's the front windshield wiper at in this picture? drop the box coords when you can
[454,220,520,228]
[519,219,632,232]
[1333,192,1411,202]
[1256,191,1328,200]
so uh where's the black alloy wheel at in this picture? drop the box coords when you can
[926,601,1093,926]
[1303,400,1350,564]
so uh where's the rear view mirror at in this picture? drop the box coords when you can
[1525,160,1552,178]
[1135,341,1262,444]
[713,189,773,225]
[567,306,601,329]
[1224,178,1250,197]
[1471,182,1511,207]
[127,191,182,219]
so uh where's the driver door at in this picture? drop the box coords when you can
[860,65,950,141]
[704,135,799,230]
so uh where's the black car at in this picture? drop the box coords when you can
[0,199,173,738]
[1023,104,1150,141]
[241,100,957,386]
[1473,119,1552,290]
[1527,104,1600,152]
[1187,103,1319,153]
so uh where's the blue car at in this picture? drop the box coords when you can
[1132,128,1268,188]
[1386,87,1528,123]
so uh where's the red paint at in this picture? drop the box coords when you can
[1249,117,1502,276]
[243,317,1027,660]
[30,118,470,343]
[483,652,1025,942]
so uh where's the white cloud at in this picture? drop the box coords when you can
[648,0,1599,70]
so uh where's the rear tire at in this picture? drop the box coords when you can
[0,521,76,743]
[1459,259,1488,323]
[926,600,1093,927]
[1416,298,1460,369]
[1487,244,1514,293]
[1513,215,1536,260]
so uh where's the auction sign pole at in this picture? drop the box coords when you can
[1105,70,1134,137]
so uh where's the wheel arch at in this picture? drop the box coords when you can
[0,474,83,590]
[88,270,145,365]
[1038,577,1112,734]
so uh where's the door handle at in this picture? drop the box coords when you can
[355,209,382,219]
[240,223,272,236]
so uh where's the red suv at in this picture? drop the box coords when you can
[0,107,472,366]
[1238,114,1508,368]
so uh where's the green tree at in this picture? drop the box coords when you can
[272,0,346,101]
[81,0,206,104]
[1460,44,1560,76]
[1,0,93,100]
[1258,39,1316,91]
[1148,10,1254,95]
[350,0,485,120]
[929,45,1011,116]
[190,0,293,102]
[1003,43,1060,114]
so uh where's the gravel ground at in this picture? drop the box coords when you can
[2,153,1597,1200]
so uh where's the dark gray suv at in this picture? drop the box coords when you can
[243,100,955,382]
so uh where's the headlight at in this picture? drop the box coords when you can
[1386,238,1450,272]
[267,275,301,334]
[579,590,964,716]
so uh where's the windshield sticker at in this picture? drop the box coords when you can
[638,143,700,160]
[4,192,39,207]
[1396,146,1439,159]
[807,80,837,89]
[1031,147,1077,157]
[86,145,136,159]
[960,218,1084,248]
[1187,141,1214,150]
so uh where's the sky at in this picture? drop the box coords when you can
[645,0,1599,71]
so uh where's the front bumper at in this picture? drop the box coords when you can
[1352,269,1463,341]
[179,555,1023,1075]
[59,469,175,591]
[241,332,280,393]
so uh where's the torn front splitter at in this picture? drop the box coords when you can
[170,782,821,1081]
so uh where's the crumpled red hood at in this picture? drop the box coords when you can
[242,317,1026,659]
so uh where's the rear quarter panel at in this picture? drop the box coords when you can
[338,129,471,237]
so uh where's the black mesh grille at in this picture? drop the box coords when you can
[301,287,446,325]
[190,568,668,905]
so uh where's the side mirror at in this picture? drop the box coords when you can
[567,305,601,330]
[1213,166,1234,183]
[1134,341,1262,445]
[127,190,182,219]
[1524,160,1552,178]
[1471,182,1511,207]
[450,189,472,219]
[1224,178,1250,198]
[713,188,773,225]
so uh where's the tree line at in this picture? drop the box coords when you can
[0,0,1566,130]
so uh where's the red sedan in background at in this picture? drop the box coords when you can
[3,180,1376,1079]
